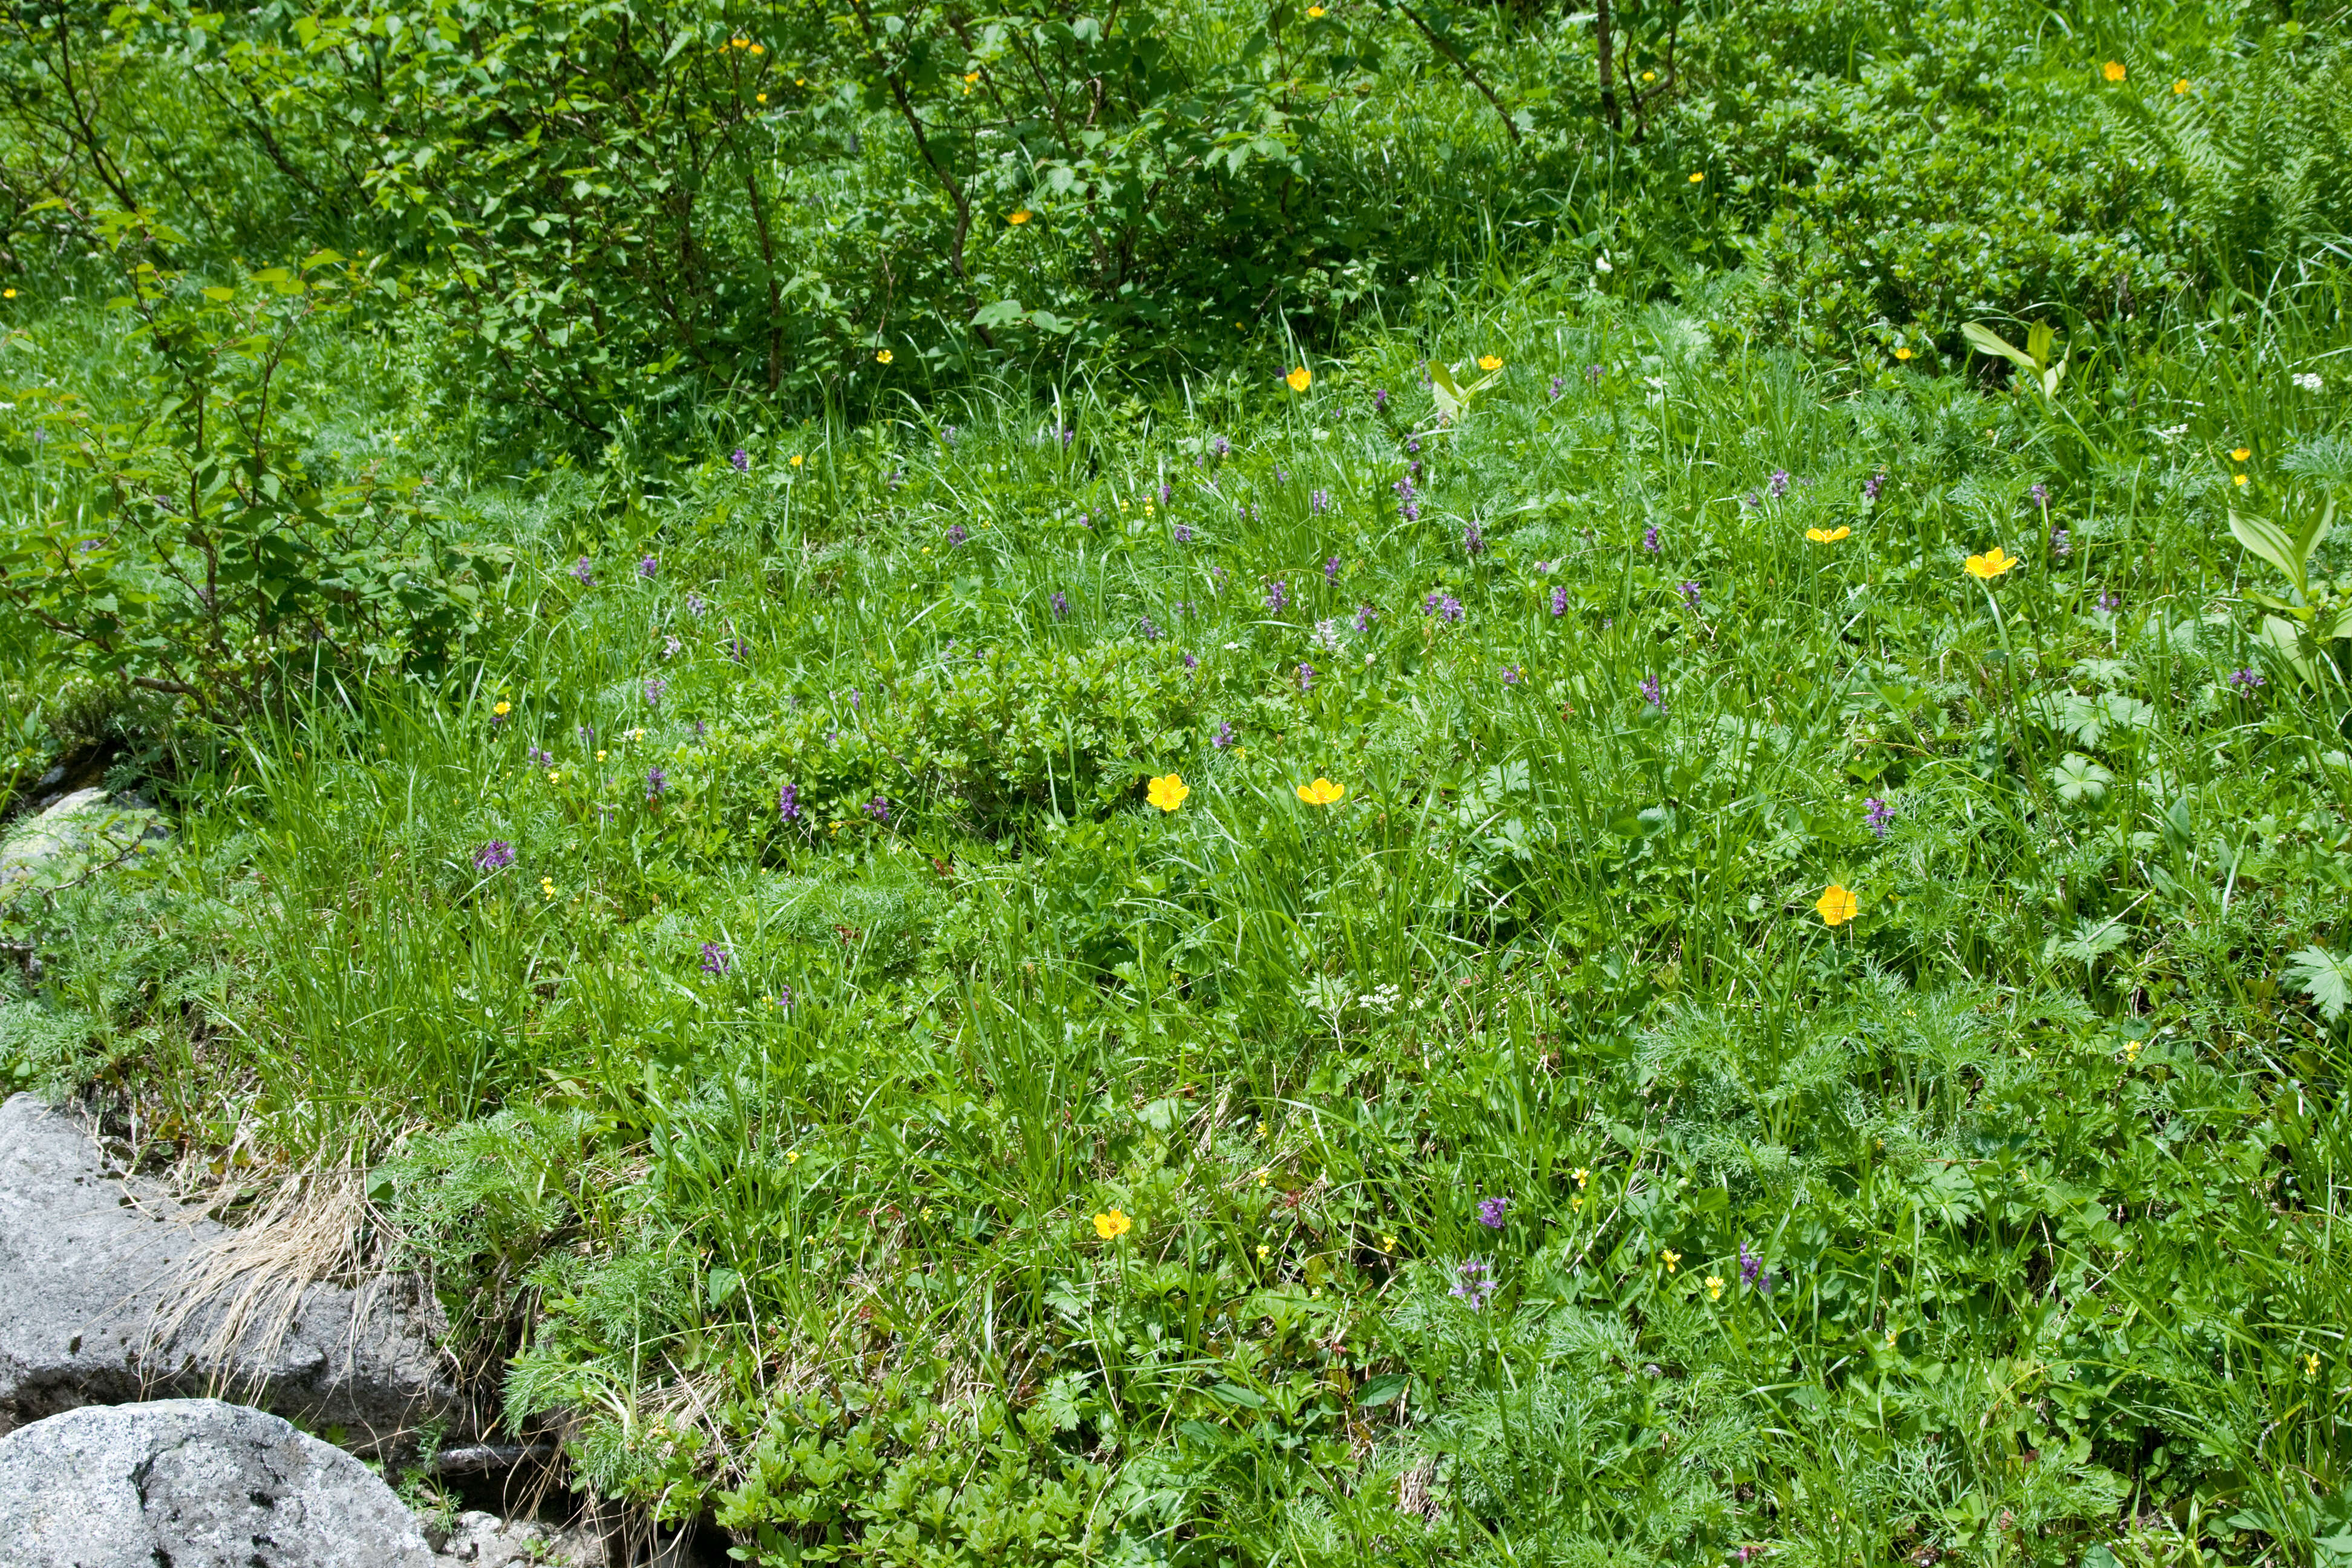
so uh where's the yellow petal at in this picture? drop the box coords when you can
[1285,365,1312,392]
[1816,884,1858,926]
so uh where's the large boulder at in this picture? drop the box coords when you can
[0,1398,436,1567]
[0,1093,469,1451]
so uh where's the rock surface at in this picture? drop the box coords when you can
[427,1508,613,1566]
[0,787,168,893]
[0,1398,436,1567]
[0,1093,468,1449]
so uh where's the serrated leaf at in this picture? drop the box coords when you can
[2286,946,2352,1022]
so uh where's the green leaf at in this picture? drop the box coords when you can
[1960,322,2036,374]
[2230,511,2308,595]
[1355,1374,1409,1406]
[2286,946,2352,1022]
[2050,753,2112,805]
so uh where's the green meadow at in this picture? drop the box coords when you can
[2,0,2350,1561]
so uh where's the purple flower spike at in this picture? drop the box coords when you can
[1501,666,1521,686]
[644,676,667,707]
[686,591,707,617]
[1174,523,1194,543]
[1353,603,1375,633]
[638,555,658,580]
[2051,527,2071,558]
[1266,579,1289,612]
[1212,719,1235,749]
[1739,1241,1760,1286]
[1551,584,1569,618]
[700,942,732,977]
[779,782,800,820]
[1477,1195,1509,1229]
[947,523,969,546]
[1639,675,1664,710]
[1450,1258,1497,1310]
[1677,581,1702,612]
[1641,524,1660,554]
[1865,797,1894,837]
[1463,521,1485,557]
[1183,652,1198,670]
[865,795,890,822]
[474,840,515,873]
[570,556,595,586]
[2228,667,2266,693]
[646,766,667,800]
[1326,556,1341,583]
[1549,374,1565,400]
[528,746,554,768]
[1298,662,1314,692]
[730,448,750,472]
[1768,469,1791,500]
[1373,388,1389,411]
[2097,590,2120,615]
[1051,590,1071,620]
[2030,482,2050,508]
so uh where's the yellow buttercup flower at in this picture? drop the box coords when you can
[1817,883,1858,927]
[964,71,980,83]
[1147,773,1190,811]
[1641,70,1656,82]
[1706,1275,1724,1301]
[1893,347,1913,361]
[1093,1209,1132,1240]
[1964,546,2019,580]
[1285,365,1313,392]
[1307,5,1325,14]
[2174,78,2190,94]
[876,349,893,364]
[756,93,767,103]
[546,770,562,784]
[2102,60,2125,82]
[1806,526,1851,543]
[1688,171,1704,183]
[493,701,511,716]
[2230,447,2250,462]
[789,454,805,467]
[1477,354,1502,371]
[1008,209,1031,225]
[1295,777,1344,806]
[2235,474,2249,486]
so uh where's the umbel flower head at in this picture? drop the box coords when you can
[1295,777,1345,806]
[1147,773,1190,812]
[1964,547,2019,580]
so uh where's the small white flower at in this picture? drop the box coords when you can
[2295,372,2325,392]
[2155,423,2189,444]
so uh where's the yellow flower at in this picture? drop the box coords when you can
[2309,1352,2322,1379]
[1295,777,1345,806]
[2230,447,2250,462]
[1307,4,1325,13]
[964,71,980,83]
[1256,1243,1269,1258]
[2174,77,2190,93]
[1964,546,2019,580]
[1688,171,1704,183]
[1817,883,1858,927]
[875,349,893,364]
[1093,1209,1132,1240]
[493,701,511,716]
[756,93,767,103]
[2,289,15,299]
[2102,60,2125,82]
[730,36,747,48]
[1641,70,1656,82]
[546,770,562,784]
[1285,365,1313,392]
[1380,1233,1396,1252]
[1893,346,1913,361]
[789,454,805,467]
[1008,209,1031,225]
[1805,526,1851,543]
[1147,773,1190,811]
[2235,474,2249,487]
[787,1150,800,1164]
[1662,1249,1681,1273]
[596,749,607,760]
[1706,1275,1724,1301]
[1572,1168,1589,1188]
[749,42,763,54]
[1477,354,1502,371]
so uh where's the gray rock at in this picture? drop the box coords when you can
[0,787,169,892]
[428,1508,615,1566]
[0,1093,469,1451]
[0,1397,436,1567]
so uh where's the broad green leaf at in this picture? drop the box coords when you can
[2262,614,2318,684]
[1961,322,2036,374]
[2230,511,2308,594]
[2286,946,2352,1022]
